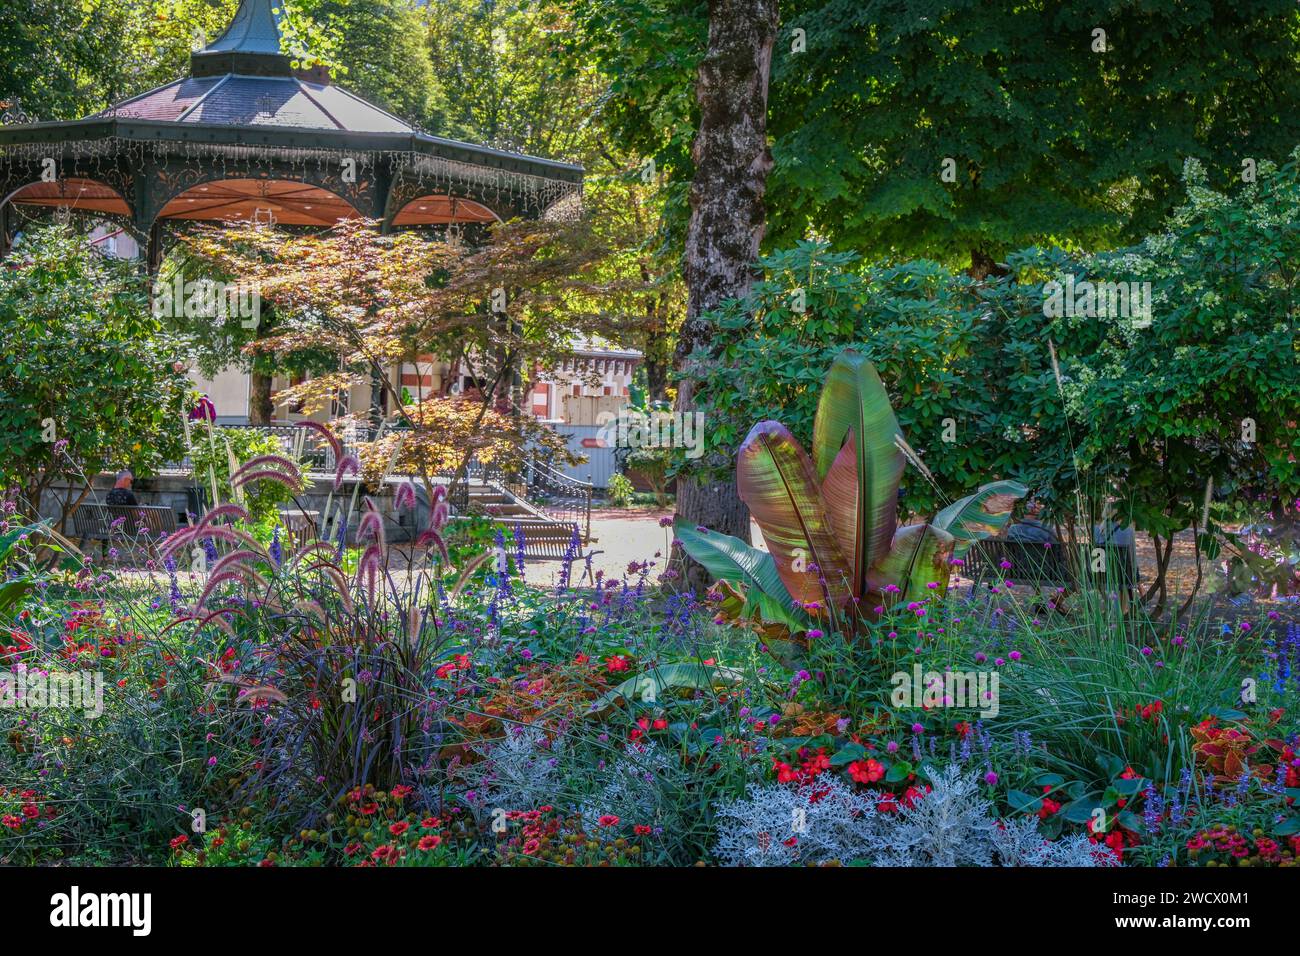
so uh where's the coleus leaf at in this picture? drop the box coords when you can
[736,420,853,609]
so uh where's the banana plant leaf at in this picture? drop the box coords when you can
[0,580,33,617]
[590,662,746,713]
[933,479,1029,556]
[819,430,860,583]
[714,579,813,668]
[714,578,811,635]
[672,518,796,612]
[736,420,853,609]
[810,350,905,594]
[866,523,955,606]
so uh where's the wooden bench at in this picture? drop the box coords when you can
[500,520,583,561]
[968,539,1138,591]
[71,504,178,558]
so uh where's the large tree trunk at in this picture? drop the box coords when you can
[248,370,274,425]
[671,0,779,594]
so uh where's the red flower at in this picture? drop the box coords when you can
[847,759,885,784]
[389,821,410,836]
[169,835,189,850]
[417,835,442,851]
[605,656,630,673]
[634,824,652,836]
[598,814,620,827]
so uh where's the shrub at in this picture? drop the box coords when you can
[0,223,190,521]
[606,473,635,507]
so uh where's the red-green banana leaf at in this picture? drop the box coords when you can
[811,350,905,596]
[672,517,797,612]
[819,429,859,587]
[866,523,956,607]
[933,480,1029,556]
[714,580,813,668]
[736,420,854,609]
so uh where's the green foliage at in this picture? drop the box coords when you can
[0,223,190,515]
[681,154,1300,562]
[425,0,596,156]
[606,472,635,507]
[568,0,1300,267]
[1046,154,1300,542]
[300,0,436,122]
[187,426,301,525]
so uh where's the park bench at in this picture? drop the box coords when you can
[967,538,1139,595]
[503,519,584,561]
[71,503,178,559]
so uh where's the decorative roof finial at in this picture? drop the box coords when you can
[203,0,284,56]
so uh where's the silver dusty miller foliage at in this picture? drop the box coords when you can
[580,740,687,831]
[458,726,566,815]
[714,763,1117,867]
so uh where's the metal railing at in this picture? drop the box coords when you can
[440,455,592,542]
[171,423,593,542]
[171,421,375,473]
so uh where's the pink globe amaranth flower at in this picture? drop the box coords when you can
[911,723,924,734]
[1240,621,1252,631]
[994,658,1005,667]
[1140,646,1153,656]
[1172,635,1185,647]
[807,629,824,639]
[974,652,987,663]
[1009,650,1022,662]
[1267,611,1279,620]
[873,605,885,614]
[926,581,939,589]
[984,771,998,786]
[886,740,899,753]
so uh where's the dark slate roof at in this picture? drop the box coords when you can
[101,76,413,134]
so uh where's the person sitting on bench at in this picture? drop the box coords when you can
[105,470,139,507]
[1005,498,1056,545]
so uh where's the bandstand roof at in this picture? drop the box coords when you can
[0,0,582,248]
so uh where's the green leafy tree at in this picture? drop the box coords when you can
[682,153,1300,612]
[187,425,301,527]
[300,0,437,124]
[567,0,1300,271]
[0,222,190,524]
[423,0,595,156]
